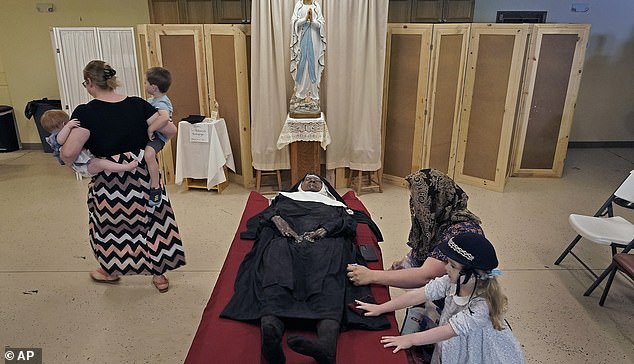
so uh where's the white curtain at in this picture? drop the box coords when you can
[250,0,389,171]
[98,29,141,98]
[52,27,140,115]
[323,1,388,170]
[53,28,99,113]
[250,0,296,171]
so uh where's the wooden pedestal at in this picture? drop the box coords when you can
[290,141,320,183]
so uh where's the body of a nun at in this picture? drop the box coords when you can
[221,174,386,364]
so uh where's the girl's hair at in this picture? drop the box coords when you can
[83,60,119,90]
[40,110,69,133]
[476,275,508,330]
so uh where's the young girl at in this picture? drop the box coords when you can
[355,233,525,364]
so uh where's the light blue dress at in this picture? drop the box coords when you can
[423,275,525,364]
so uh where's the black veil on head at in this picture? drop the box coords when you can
[287,172,384,241]
[287,172,347,206]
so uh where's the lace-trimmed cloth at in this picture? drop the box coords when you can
[276,113,331,149]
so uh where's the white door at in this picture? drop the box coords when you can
[52,27,141,115]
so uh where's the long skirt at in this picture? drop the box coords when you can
[86,150,186,276]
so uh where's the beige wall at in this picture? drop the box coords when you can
[0,0,150,145]
[0,52,12,106]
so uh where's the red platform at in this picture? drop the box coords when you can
[185,191,408,364]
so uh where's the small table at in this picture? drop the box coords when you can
[175,118,236,191]
[277,113,330,183]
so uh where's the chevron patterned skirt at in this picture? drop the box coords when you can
[86,150,186,276]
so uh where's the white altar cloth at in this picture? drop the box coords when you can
[276,113,330,150]
[175,118,236,189]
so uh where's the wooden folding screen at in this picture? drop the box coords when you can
[511,24,590,177]
[382,24,432,187]
[381,23,591,192]
[135,22,587,191]
[453,24,529,192]
[137,24,253,187]
[137,24,208,185]
[423,24,470,176]
[204,25,252,187]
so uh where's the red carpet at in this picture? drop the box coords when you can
[185,191,407,363]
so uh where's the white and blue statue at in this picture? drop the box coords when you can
[289,0,326,117]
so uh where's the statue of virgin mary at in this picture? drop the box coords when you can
[289,0,326,118]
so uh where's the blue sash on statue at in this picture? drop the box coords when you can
[296,22,317,84]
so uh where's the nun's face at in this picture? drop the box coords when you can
[301,175,323,192]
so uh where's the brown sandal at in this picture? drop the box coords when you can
[90,268,120,284]
[152,275,169,293]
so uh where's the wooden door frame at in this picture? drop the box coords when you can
[381,23,433,187]
[453,23,529,192]
[511,24,590,177]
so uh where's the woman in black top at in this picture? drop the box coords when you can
[61,60,185,293]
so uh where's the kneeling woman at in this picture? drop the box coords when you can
[221,173,387,364]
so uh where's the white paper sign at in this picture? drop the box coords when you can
[190,125,209,143]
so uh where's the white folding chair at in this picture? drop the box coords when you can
[554,170,634,301]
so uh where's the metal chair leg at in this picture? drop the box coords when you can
[554,235,583,265]
[598,265,619,306]
[584,262,616,296]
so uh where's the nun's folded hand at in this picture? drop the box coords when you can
[302,227,327,242]
[272,215,300,240]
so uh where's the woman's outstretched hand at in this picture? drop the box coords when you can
[347,264,374,286]
[380,335,415,353]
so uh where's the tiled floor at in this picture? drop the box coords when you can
[0,148,632,363]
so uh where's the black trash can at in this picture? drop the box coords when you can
[24,98,62,153]
[0,105,20,152]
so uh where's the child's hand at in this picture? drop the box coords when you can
[64,119,80,130]
[354,299,383,316]
[380,335,415,353]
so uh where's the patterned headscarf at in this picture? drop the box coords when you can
[405,169,481,261]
